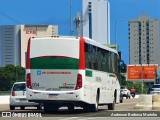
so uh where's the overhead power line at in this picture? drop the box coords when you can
[0,11,21,24]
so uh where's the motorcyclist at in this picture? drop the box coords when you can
[130,87,136,98]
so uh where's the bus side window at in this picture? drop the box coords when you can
[106,50,110,72]
[97,47,102,71]
[86,43,93,69]
[94,58,98,70]
[102,49,106,72]
[110,52,115,73]
[108,51,112,72]
[89,45,93,69]
[85,43,89,68]
[93,46,98,70]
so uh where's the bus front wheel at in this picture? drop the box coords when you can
[90,93,99,112]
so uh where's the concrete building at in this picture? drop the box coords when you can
[20,25,58,67]
[129,15,160,66]
[0,25,21,66]
[0,25,58,67]
[82,0,110,44]
[106,44,118,51]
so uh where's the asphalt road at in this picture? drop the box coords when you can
[0,98,160,119]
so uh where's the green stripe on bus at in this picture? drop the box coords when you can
[30,58,79,69]
[85,70,92,77]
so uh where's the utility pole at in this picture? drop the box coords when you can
[74,16,81,38]
[141,64,143,94]
[70,0,73,35]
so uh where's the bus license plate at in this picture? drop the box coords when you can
[48,94,58,99]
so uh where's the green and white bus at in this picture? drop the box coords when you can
[26,36,121,112]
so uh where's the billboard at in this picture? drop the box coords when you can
[127,64,158,82]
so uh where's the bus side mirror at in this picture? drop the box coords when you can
[119,59,126,73]
[120,64,126,73]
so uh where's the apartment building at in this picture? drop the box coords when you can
[129,15,160,66]
[0,25,58,67]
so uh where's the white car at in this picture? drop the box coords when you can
[120,86,131,99]
[10,82,43,110]
[150,84,160,94]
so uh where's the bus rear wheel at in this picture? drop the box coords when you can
[108,97,115,110]
[90,93,99,112]
[68,105,74,111]
[37,103,43,110]
[44,103,58,113]
[20,106,25,110]
[10,105,15,110]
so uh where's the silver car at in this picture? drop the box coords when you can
[10,82,43,110]
[150,84,160,94]
[120,86,131,99]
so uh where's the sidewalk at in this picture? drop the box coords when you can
[0,96,10,104]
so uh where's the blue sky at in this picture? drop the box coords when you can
[0,0,160,65]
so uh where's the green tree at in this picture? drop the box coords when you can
[0,65,25,91]
[120,80,148,94]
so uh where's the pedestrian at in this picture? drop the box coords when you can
[130,87,136,98]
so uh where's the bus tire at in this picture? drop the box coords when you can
[37,103,43,110]
[108,97,115,110]
[10,105,15,110]
[44,103,58,113]
[90,92,99,112]
[20,106,25,110]
[68,105,74,111]
[83,104,90,112]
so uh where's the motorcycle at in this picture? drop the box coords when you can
[131,93,135,98]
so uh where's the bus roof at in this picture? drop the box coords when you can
[83,37,118,54]
[31,36,118,55]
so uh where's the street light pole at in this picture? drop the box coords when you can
[74,17,81,38]
[115,19,124,51]
[115,20,117,51]
[141,63,143,94]
[70,0,72,36]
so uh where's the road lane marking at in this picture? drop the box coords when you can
[117,102,138,105]
[80,111,108,117]
[61,117,102,120]
[61,117,78,120]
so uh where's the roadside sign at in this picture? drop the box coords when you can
[127,64,158,82]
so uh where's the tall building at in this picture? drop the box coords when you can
[20,25,58,67]
[129,15,160,66]
[0,25,58,67]
[0,25,21,66]
[82,0,110,44]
